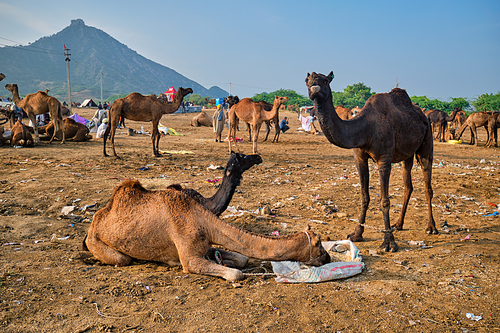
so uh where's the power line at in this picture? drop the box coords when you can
[0,37,63,55]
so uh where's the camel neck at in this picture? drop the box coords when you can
[313,93,369,149]
[204,169,241,216]
[209,217,310,262]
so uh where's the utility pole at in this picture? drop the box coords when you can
[100,71,103,104]
[64,45,72,111]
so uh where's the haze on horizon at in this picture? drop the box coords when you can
[0,0,499,101]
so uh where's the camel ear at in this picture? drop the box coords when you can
[327,71,334,82]
[306,73,310,82]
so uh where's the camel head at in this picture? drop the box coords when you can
[273,95,289,107]
[302,225,330,266]
[227,95,240,107]
[4,83,18,93]
[227,152,262,173]
[305,71,334,101]
[177,87,193,98]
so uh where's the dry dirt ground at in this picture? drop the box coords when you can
[1,108,499,333]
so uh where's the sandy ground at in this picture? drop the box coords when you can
[0,108,499,332]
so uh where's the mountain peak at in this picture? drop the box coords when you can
[70,19,85,26]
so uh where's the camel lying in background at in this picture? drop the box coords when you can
[335,106,354,120]
[167,152,262,216]
[38,118,92,142]
[10,120,34,147]
[190,111,213,127]
[0,127,7,145]
[455,112,495,147]
[83,179,330,281]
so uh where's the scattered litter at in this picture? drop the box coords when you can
[80,202,98,212]
[272,240,364,283]
[50,234,70,242]
[307,218,326,225]
[34,240,45,244]
[205,178,221,184]
[223,136,243,142]
[483,211,499,217]
[369,249,380,256]
[61,206,76,215]
[270,231,280,237]
[138,166,150,171]
[144,286,152,292]
[207,164,223,171]
[466,313,482,321]
[408,240,426,246]
[72,198,81,203]
[3,242,23,246]
[159,150,194,154]
[461,234,471,241]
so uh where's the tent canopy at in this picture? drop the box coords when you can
[165,87,176,95]
[81,99,97,107]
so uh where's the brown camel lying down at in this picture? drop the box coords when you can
[38,118,92,142]
[83,179,330,281]
[10,120,34,147]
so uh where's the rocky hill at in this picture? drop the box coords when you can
[0,19,227,103]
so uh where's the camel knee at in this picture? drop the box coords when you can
[85,233,132,266]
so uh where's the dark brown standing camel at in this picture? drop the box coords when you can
[452,109,467,129]
[103,87,193,157]
[228,96,289,154]
[167,152,262,216]
[425,108,460,142]
[306,72,437,252]
[455,112,495,147]
[5,83,65,144]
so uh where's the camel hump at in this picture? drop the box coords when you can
[389,88,412,109]
[117,179,147,192]
[167,184,184,191]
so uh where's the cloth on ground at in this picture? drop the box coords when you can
[271,240,364,283]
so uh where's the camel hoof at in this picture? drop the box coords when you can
[392,223,403,231]
[381,232,399,252]
[426,227,439,235]
[347,232,363,242]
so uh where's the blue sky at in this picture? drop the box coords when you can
[1,0,499,101]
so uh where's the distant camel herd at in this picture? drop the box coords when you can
[1,71,499,280]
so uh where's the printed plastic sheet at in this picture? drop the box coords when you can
[271,240,365,283]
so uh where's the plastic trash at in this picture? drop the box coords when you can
[466,313,482,321]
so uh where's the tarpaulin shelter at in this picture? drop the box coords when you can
[165,87,176,102]
[69,113,90,126]
[81,99,98,107]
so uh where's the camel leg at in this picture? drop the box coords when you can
[205,248,249,268]
[151,122,161,157]
[416,155,438,234]
[85,230,133,266]
[471,125,478,146]
[251,124,262,154]
[109,120,120,158]
[393,156,414,230]
[180,256,244,281]
[348,151,369,242]
[103,123,111,156]
[378,157,399,252]
[60,118,66,144]
[230,119,241,153]
[28,113,40,144]
[247,123,253,142]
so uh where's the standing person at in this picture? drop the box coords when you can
[213,104,226,142]
[280,116,290,133]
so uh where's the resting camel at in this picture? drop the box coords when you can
[335,105,354,120]
[306,72,437,252]
[83,179,330,281]
[4,83,65,144]
[190,111,213,127]
[10,119,34,147]
[425,108,460,142]
[168,152,262,216]
[38,118,92,142]
[228,96,289,154]
[103,87,193,157]
[455,112,495,147]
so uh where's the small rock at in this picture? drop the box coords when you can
[336,212,347,218]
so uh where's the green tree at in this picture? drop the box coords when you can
[251,89,311,107]
[471,92,500,112]
[331,83,374,109]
